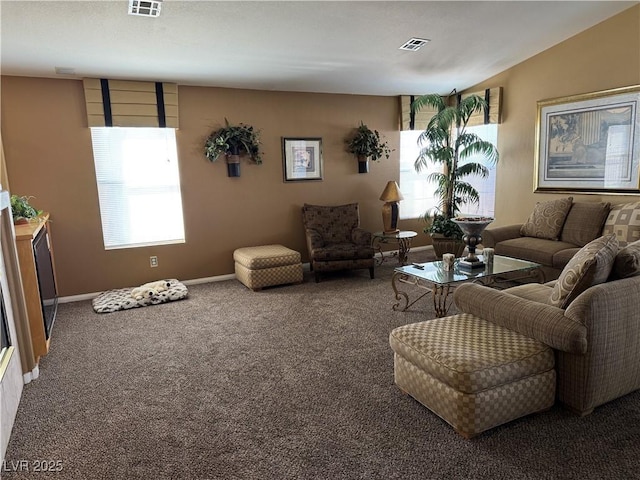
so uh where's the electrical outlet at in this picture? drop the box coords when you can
[150,256,158,268]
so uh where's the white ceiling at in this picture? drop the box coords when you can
[0,0,637,96]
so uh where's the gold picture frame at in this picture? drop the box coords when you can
[534,85,640,194]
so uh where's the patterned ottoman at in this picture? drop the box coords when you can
[390,313,555,438]
[234,244,303,291]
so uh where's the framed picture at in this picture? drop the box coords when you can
[535,85,640,194]
[282,138,323,182]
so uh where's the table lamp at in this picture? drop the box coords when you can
[379,181,404,233]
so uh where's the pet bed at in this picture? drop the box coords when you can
[92,279,188,314]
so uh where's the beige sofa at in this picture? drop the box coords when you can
[454,235,640,416]
[482,198,640,280]
[390,230,640,435]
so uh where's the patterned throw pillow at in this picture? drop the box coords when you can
[602,201,640,247]
[610,239,640,279]
[520,197,573,240]
[549,234,618,309]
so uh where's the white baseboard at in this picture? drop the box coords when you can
[57,274,239,303]
[23,365,39,384]
[182,273,236,286]
[58,250,431,304]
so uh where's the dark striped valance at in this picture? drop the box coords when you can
[399,95,438,131]
[399,87,502,131]
[83,78,179,128]
[459,87,503,127]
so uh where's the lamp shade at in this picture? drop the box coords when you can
[379,181,404,202]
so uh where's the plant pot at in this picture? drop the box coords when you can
[430,234,466,259]
[357,155,369,174]
[226,154,241,177]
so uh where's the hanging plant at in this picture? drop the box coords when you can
[345,122,393,173]
[204,119,263,176]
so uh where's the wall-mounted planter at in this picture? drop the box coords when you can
[357,155,369,174]
[345,122,392,174]
[226,154,241,177]
[204,119,263,178]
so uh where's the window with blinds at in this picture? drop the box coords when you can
[399,124,498,219]
[90,127,185,249]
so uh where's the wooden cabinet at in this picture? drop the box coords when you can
[14,214,58,360]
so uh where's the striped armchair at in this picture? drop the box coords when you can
[453,265,640,415]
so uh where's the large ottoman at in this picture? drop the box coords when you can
[389,313,555,438]
[234,244,303,291]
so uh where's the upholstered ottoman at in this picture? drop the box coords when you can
[234,244,303,291]
[389,313,555,438]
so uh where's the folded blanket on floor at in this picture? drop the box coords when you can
[92,279,188,314]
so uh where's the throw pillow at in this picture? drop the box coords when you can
[560,202,611,247]
[520,197,573,240]
[602,201,640,247]
[610,239,640,280]
[549,234,618,309]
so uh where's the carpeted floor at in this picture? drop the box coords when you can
[3,249,640,479]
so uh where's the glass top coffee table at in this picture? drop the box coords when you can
[391,255,542,316]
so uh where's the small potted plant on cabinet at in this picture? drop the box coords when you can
[204,119,263,177]
[345,122,393,173]
[413,92,498,258]
[10,194,42,225]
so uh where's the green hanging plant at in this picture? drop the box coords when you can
[345,122,393,161]
[204,119,263,164]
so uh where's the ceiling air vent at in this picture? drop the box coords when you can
[399,38,430,51]
[128,0,163,18]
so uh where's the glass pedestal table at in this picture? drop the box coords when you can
[391,255,543,316]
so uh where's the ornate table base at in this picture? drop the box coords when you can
[391,259,544,317]
[392,271,454,316]
[372,231,417,266]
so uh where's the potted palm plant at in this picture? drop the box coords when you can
[413,92,499,258]
[345,122,393,173]
[204,119,262,177]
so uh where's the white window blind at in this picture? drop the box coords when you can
[399,130,437,219]
[399,124,498,219]
[90,127,185,249]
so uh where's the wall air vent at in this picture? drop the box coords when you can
[128,0,163,17]
[399,38,430,51]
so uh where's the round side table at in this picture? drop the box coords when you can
[372,231,418,265]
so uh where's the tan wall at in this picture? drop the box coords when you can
[0,77,425,295]
[2,5,638,296]
[470,5,640,225]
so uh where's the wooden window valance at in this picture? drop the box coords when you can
[83,78,179,128]
[399,87,502,131]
